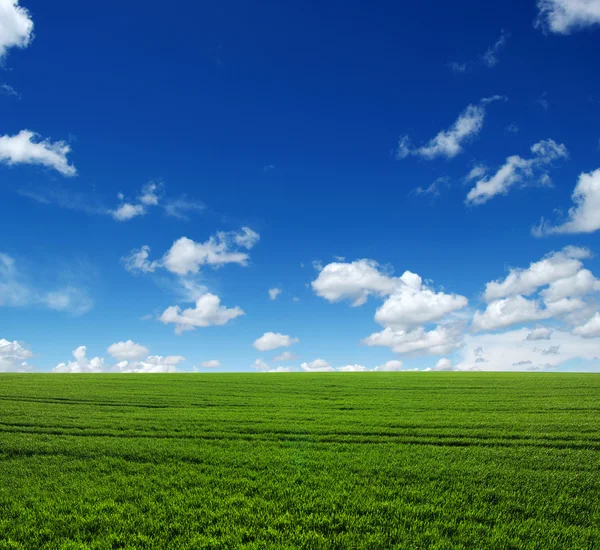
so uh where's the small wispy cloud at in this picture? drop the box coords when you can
[450,30,510,73]
[411,176,450,199]
[0,253,93,316]
[18,181,204,223]
[481,30,510,67]
[0,84,20,99]
[537,92,550,111]
[397,96,506,161]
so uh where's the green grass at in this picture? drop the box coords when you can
[0,373,599,549]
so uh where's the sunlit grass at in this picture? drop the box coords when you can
[0,373,599,549]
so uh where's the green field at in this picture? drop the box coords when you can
[0,374,599,549]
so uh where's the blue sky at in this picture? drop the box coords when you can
[1,0,600,373]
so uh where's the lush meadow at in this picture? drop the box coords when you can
[0,373,599,549]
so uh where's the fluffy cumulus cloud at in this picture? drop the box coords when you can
[572,313,600,337]
[456,328,600,371]
[363,324,464,356]
[313,259,468,357]
[200,360,221,368]
[253,332,299,352]
[123,227,259,276]
[0,0,34,59]
[115,355,185,373]
[534,168,600,235]
[432,358,454,371]
[536,0,600,34]
[107,340,149,361]
[0,130,77,176]
[0,253,93,315]
[374,360,404,371]
[268,287,282,300]
[53,344,186,373]
[301,359,335,372]
[338,364,369,372]
[111,203,145,222]
[252,358,269,371]
[396,97,504,160]
[374,274,468,330]
[122,246,158,274]
[312,259,401,306]
[465,139,568,205]
[484,246,589,301]
[160,293,244,334]
[525,326,554,341]
[53,346,105,373]
[0,338,33,372]
[473,247,600,332]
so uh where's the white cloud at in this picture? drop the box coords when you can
[374,360,404,371]
[0,130,76,176]
[411,177,450,198]
[162,228,258,276]
[267,366,295,373]
[363,324,464,356]
[159,293,244,334]
[301,359,335,372]
[312,259,402,306]
[107,340,149,361]
[450,31,509,73]
[163,197,204,220]
[253,332,299,352]
[0,253,93,315]
[44,287,93,316]
[0,0,34,59]
[572,313,600,337]
[233,227,260,249]
[111,203,146,221]
[374,278,468,330]
[432,358,454,371]
[0,83,19,98]
[474,247,600,332]
[200,360,221,368]
[536,0,600,34]
[139,182,161,206]
[268,287,282,300]
[456,328,600,371]
[484,246,589,301]
[122,246,159,274]
[472,295,551,331]
[482,30,510,67]
[273,351,298,362]
[525,326,553,340]
[534,168,600,235]
[110,183,162,222]
[314,259,468,358]
[53,346,105,373]
[338,364,369,372]
[0,338,33,372]
[465,139,568,205]
[53,345,185,373]
[253,358,269,371]
[124,227,259,276]
[397,97,505,160]
[115,355,184,373]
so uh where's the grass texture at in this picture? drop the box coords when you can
[0,373,599,549]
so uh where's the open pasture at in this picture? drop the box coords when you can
[0,373,599,549]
